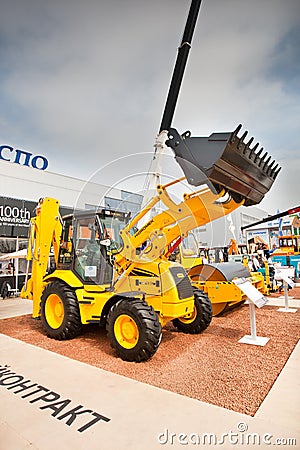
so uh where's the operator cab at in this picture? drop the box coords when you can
[277,235,300,255]
[58,209,130,286]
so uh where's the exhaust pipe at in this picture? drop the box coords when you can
[166,125,281,206]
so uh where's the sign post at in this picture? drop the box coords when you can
[275,267,297,313]
[233,278,270,346]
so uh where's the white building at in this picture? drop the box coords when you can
[0,156,142,253]
[0,152,269,254]
[194,205,269,250]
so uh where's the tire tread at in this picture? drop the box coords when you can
[173,289,212,334]
[106,298,162,362]
[41,281,82,340]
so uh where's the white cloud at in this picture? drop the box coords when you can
[0,0,299,213]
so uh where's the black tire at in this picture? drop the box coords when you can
[106,298,162,362]
[172,290,212,334]
[1,282,9,299]
[41,281,82,340]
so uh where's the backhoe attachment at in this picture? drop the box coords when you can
[166,125,281,206]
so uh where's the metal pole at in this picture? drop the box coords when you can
[241,205,300,232]
[249,302,257,340]
[283,280,289,310]
[15,236,19,293]
[159,0,203,132]
[142,0,203,211]
[277,277,297,313]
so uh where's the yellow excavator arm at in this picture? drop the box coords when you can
[114,116,281,273]
[21,198,62,317]
[114,178,243,273]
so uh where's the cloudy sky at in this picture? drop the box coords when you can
[0,0,299,214]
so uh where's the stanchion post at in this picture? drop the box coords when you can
[276,269,298,313]
[233,278,270,347]
[249,302,257,340]
[284,281,289,310]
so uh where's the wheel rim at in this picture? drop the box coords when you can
[212,302,227,316]
[45,294,64,329]
[114,314,139,349]
[178,306,197,324]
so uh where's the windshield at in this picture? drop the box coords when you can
[99,214,127,253]
[181,233,199,257]
[279,235,300,253]
[280,237,293,247]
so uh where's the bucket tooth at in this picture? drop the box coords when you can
[263,155,272,170]
[266,159,276,175]
[258,152,268,167]
[244,136,254,155]
[274,166,281,177]
[270,163,279,177]
[249,142,259,159]
[238,130,248,150]
[166,124,281,207]
[230,124,242,143]
[271,164,281,178]
[254,147,263,163]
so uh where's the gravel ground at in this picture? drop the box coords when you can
[1,294,299,416]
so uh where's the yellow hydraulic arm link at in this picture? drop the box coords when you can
[21,198,62,318]
[114,178,243,274]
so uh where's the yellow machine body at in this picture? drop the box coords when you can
[180,249,203,271]
[167,232,203,271]
[272,235,300,256]
[22,182,241,324]
[188,262,267,316]
[19,125,280,360]
[21,170,274,332]
[21,198,62,317]
[43,259,195,328]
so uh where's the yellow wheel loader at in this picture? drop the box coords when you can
[22,196,214,362]
[21,0,280,361]
[21,146,278,360]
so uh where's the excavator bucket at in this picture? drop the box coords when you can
[166,125,281,206]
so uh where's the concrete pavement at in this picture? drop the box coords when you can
[1,334,299,449]
[0,297,32,319]
[0,296,299,449]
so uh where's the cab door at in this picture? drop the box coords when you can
[73,217,108,286]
